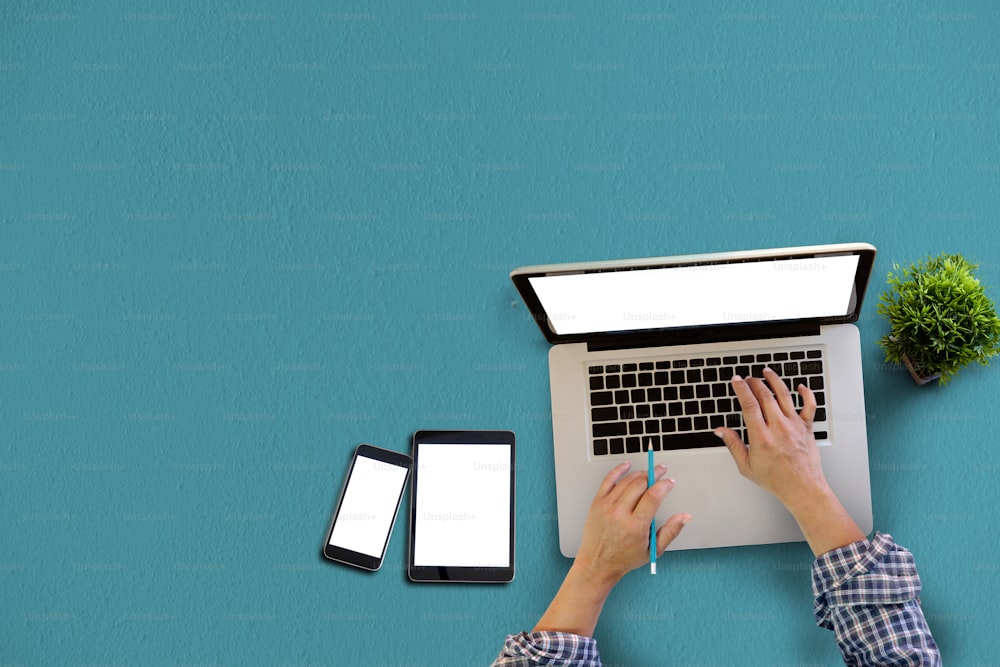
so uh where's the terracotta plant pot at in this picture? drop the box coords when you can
[901,353,941,386]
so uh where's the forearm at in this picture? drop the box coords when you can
[786,485,865,557]
[532,560,619,637]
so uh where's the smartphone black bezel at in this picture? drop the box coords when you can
[407,430,516,583]
[323,443,412,572]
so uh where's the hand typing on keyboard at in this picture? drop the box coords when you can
[714,367,865,557]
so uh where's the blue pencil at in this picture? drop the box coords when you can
[648,438,656,575]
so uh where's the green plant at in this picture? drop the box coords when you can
[878,253,1000,384]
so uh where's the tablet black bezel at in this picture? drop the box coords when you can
[407,430,516,584]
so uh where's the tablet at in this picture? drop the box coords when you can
[407,430,515,583]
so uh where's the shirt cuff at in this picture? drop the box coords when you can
[811,531,922,607]
[495,631,601,666]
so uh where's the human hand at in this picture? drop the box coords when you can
[714,367,829,513]
[575,460,691,583]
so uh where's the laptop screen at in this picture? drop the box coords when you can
[527,254,861,336]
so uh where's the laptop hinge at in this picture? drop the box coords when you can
[585,322,823,353]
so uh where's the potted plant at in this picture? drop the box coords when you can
[877,253,1000,384]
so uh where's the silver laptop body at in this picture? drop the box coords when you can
[512,243,876,557]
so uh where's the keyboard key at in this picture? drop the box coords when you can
[593,422,627,438]
[685,401,700,415]
[622,374,637,388]
[625,437,641,453]
[806,349,822,358]
[661,418,676,433]
[591,406,618,422]
[615,390,630,404]
[782,378,793,391]
[739,355,754,363]
[647,387,662,402]
[783,362,799,376]
[659,431,723,451]
[605,364,620,373]
[591,391,613,406]
[631,389,645,403]
[696,384,711,398]
[700,399,715,413]
[589,365,604,374]
[644,419,659,434]
[693,416,709,430]
[735,365,750,377]
[609,437,625,454]
[589,376,604,390]
[814,407,827,422]
[620,405,635,419]
[687,369,701,383]
[690,358,705,368]
[679,385,694,400]
[814,430,828,440]
[716,398,732,412]
[767,362,783,375]
[638,372,653,387]
[639,362,654,371]
[605,375,621,389]
[751,364,765,376]
[706,357,721,366]
[709,414,724,429]
[629,421,644,435]
[623,363,637,371]
[702,368,718,382]
[655,360,670,369]
[719,366,734,381]
[670,370,686,384]
[814,391,825,405]
[668,402,683,416]
[790,351,805,360]
[800,361,823,374]
[665,386,679,401]
[756,353,772,362]
[793,377,808,390]
[809,376,824,390]
[654,371,670,385]
[773,352,788,361]
[725,413,743,429]
[593,439,609,456]
[723,355,738,364]
[636,404,651,419]
[673,359,688,369]
[712,383,728,397]
[677,417,693,432]
[652,402,667,417]
[647,434,661,450]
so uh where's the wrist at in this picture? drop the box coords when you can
[570,557,623,594]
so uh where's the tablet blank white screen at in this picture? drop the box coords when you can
[413,443,511,568]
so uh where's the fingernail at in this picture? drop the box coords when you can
[712,429,724,439]
[681,515,692,526]
[655,463,668,473]
[732,374,742,382]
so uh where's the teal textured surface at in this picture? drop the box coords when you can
[2,1,999,664]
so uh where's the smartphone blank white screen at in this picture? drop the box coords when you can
[413,443,511,567]
[328,456,409,558]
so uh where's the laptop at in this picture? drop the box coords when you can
[511,243,876,556]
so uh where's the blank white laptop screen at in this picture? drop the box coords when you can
[528,254,860,336]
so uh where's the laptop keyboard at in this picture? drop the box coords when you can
[588,348,829,456]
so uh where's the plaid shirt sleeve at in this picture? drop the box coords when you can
[812,531,941,666]
[489,631,601,667]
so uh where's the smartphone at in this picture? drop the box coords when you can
[323,444,412,571]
